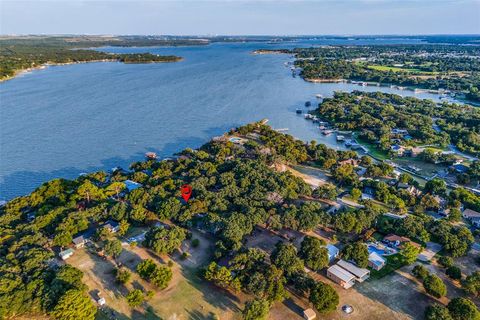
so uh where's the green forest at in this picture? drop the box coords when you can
[313,91,480,156]
[1,121,479,319]
[0,36,187,80]
[291,45,480,102]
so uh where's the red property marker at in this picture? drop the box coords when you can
[181,184,192,202]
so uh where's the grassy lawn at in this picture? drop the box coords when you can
[366,64,437,75]
[353,134,390,160]
[370,254,407,280]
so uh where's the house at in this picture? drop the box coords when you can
[325,244,340,262]
[450,164,469,174]
[327,202,343,214]
[72,235,86,249]
[383,234,410,247]
[124,180,142,192]
[103,220,120,233]
[463,209,480,228]
[338,159,359,167]
[327,264,356,289]
[368,252,386,271]
[390,144,405,156]
[303,308,316,320]
[336,259,370,282]
[391,129,409,135]
[356,166,367,176]
[59,248,74,260]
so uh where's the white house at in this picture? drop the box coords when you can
[325,244,340,263]
[368,252,386,271]
[59,248,74,260]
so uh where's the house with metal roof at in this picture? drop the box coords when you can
[325,244,340,263]
[368,252,386,271]
[59,248,74,260]
[327,264,356,289]
[337,259,370,282]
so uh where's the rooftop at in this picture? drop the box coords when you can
[463,208,480,218]
[328,264,356,283]
[337,259,370,279]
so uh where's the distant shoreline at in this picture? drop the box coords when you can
[0,57,183,83]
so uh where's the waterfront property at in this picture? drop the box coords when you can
[124,179,142,192]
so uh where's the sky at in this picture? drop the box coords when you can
[1,0,479,35]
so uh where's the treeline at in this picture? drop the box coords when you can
[291,45,480,101]
[314,91,480,156]
[0,37,184,79]
[1,121,478,318]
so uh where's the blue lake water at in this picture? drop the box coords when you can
[0,39,457,199]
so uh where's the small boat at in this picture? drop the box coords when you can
[296,109,302,114]
[316,94,323,99]
[312,117,319,123]
[304,114,313,119]
[145,152,157,160]
[319,125,326,130]
[305,101,311,107]
[322,130,333,135]
[336,135,345,142]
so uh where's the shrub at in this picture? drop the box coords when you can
[191,238,200,248]
[447,297,480,320]
[446,266,462,281]
[412,265,429,280]
[438,256,454,268]
[115,268,131,284]
[126,289,144,307]
[424,274,447,298]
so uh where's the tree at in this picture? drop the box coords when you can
[136,259,172,289]
[270,242,304,276]
[446,266,462,281]
[400,242,420,264]
[115,268,131,284]
[118,220,130,236]
[412,265,429,280]
[242,299,270,320]
[126,289,144,307]
[204,262,234,288]
[299,236,329,271]
[143,226,186,254]
[447,297,480,320]
[76,180,104,203]
[105,181,126,198]
[137,259,157,279]
[52,289,97,320]
[425,304,453,320]
[424,274,447,298]
[313,184,338,200]
[309,282,339,314]
[438,256,454,268]
[149,265,173,289]
[424,178,447,196]
[104,239,123,258]
[350,188,362,201]
[463,271,480,297]
[342,242,369,268]
[53,231,73,247]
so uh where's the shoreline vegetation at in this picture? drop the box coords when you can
[255,45,480,102]
[1,120,479,320]
[0,36,191,82]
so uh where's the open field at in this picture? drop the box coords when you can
[69,229,245,320]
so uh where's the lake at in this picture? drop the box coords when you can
[0,39,457,199]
